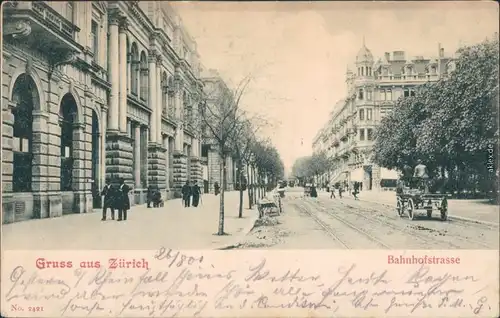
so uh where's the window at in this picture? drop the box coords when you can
[404,89,410,97]
[381,89,386,101]
[367,128,373,140]
[367,109,373,120]
[358,89,364,100]
[66,2,74,23]
[359,109,365,121]
[430,66,436,74]
[367,90,372,101]
[91,20,99,60]
[361,67,364,76]
[359,129,365,141]
[386,89,392,101]
[410,90,416,97]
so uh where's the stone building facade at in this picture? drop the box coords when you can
[313,40,456,190]
[2,1,205,223]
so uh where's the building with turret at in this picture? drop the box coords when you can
[313,39,456,190]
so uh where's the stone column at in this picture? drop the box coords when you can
[156,56,162,144]
[100,107,107,189]
[164,135,170,191]
[134,124,141,188]
[71,123,87,213]
[119,19,128,133]
[2,101,15,223]
[107,12,120,132]
[172,78,187,197]
[148,51,157,143]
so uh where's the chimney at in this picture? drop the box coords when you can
[384,52,390,61]
[439,48,444,58]
[393,51,405,61]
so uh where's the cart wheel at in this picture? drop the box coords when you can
[440,198,448,221]
[426,209,432,218]
[407,198,415,220]
[396,198,403,217]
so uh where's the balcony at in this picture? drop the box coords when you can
[3,2,83,61]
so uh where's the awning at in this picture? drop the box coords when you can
[350,168,364,182]
[380,167,398,180]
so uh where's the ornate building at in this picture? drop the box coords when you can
[2,1,205,223]
[313,39,456,190]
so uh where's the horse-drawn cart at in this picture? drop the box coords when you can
[396,189,448,221]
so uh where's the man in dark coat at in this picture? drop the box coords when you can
[353,182,360,200]
[101,179,115,221]
[117,177,131,221]
[147,185,155,208]
[181,181,192,207]
[214,181,220,196]
[191,181,202,207]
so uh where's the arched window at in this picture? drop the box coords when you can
[162,72,168,115]
[139,51,148,102]
[59,93,78,191]
[130,43,139,96]
[11,74,37,192]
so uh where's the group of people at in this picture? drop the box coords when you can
[101,177,131,221]
[329,181,361,200]
[181,181,203,208]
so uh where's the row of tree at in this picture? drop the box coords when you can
[200,75,285,235]
[291,151,332,186]
[374,37,499,197]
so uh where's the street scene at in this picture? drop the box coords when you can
[2,2,499,251]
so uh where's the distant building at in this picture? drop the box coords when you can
[313,39,457,190]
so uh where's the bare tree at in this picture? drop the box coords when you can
[229,115,269,217]
[200,75,252,235]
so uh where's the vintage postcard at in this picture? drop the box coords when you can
[1,1,499,317]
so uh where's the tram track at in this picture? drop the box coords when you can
[312,199,463,249]
[324,197,495,249]
[293,200,390,249]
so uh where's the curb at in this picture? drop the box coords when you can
[213,208,260,250]
[359,198,499,228]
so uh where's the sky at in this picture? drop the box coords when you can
[172,1,498,175]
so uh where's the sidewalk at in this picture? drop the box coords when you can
[356,190,499,226]
[2,191,258,250]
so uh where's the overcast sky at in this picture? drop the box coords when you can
[172,1,498,174]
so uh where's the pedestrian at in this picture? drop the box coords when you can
[214,181,220,196]
[117,177,130,221]
[182,180,192,207]
[353,182,360,200]
[338,186,343,198]
[310,184,318,198]
[146,185,155,208]
[330,186,336,199]
[101,178,115,221]
[191,181,202,207]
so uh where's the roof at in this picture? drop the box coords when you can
[356,44,374,64]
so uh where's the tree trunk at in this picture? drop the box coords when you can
[247,164,252,209]
[218,156,226,235]
[238,162,244,218]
